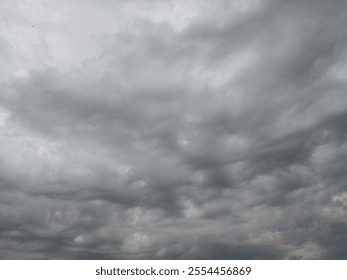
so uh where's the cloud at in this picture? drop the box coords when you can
[1,0,347,259]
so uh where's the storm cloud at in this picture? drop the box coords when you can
[1,0,347,259]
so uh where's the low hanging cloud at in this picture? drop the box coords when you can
[1,0,347,259]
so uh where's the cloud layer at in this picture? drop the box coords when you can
[1,0,347,259]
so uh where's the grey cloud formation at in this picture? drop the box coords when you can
[1,0,347,259]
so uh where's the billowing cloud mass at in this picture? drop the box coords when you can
[1,0,347,259]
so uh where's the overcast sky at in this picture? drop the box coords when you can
[1,0,347,259]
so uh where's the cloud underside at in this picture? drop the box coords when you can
[1,0,347,259]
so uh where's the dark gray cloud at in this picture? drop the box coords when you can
[1,0,347,259]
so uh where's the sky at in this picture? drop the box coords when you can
[1,0,347,259]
